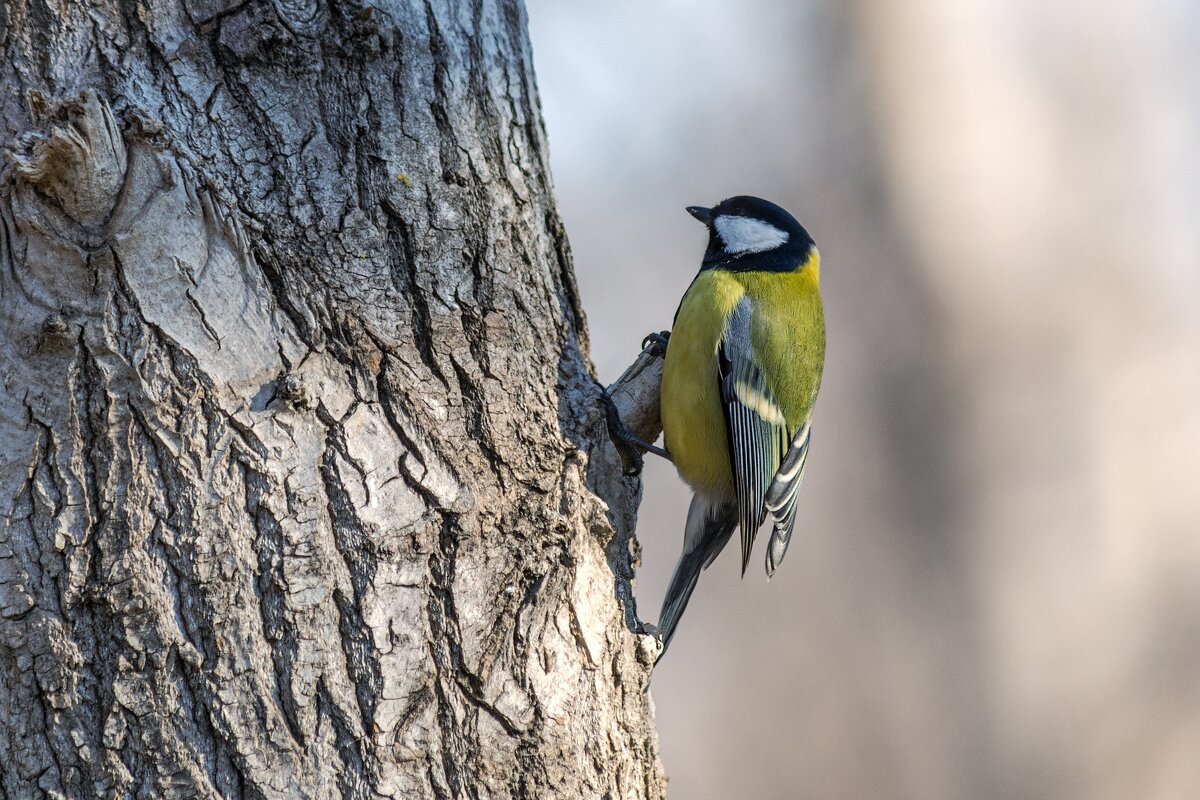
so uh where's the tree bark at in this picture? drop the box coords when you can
[0,2,665,797]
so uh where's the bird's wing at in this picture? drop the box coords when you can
[763,421,811,576]
[718,299,791,575]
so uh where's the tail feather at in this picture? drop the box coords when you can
[658,496,736,654]
[658,550,706,654]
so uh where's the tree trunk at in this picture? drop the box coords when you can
[0,2,665,797]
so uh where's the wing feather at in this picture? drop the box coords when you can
[718,300,789,575]
[763,422,812,576]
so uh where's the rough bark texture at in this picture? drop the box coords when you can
[0,2,665,797]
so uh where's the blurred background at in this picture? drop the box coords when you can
[526,2,1200,798]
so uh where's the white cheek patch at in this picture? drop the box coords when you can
[713,215,789,254]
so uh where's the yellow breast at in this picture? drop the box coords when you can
[660,256,824,501]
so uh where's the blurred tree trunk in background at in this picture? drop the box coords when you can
[0,1,663,797]
[859,3,1200,798]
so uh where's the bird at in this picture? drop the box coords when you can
[655,195,825,652]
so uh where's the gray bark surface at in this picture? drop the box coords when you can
[0,1,665,797]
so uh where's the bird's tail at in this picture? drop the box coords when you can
[658,496,736,654]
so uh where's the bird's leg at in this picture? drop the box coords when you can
[600,389,672,476]
[626,330,672,459]
[599,330,674,475]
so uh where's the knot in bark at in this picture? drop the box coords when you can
[11,91,127,227]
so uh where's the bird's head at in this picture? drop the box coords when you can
[687,195,815,272]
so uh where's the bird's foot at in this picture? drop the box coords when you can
[600,389,671,476]
[641,330,670,357]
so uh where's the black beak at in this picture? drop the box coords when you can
[686,206,713,224]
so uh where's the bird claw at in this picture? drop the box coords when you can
[641,330,671,357]
[636,623,664,665]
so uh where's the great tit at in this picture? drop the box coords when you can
[657,195,825,651]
